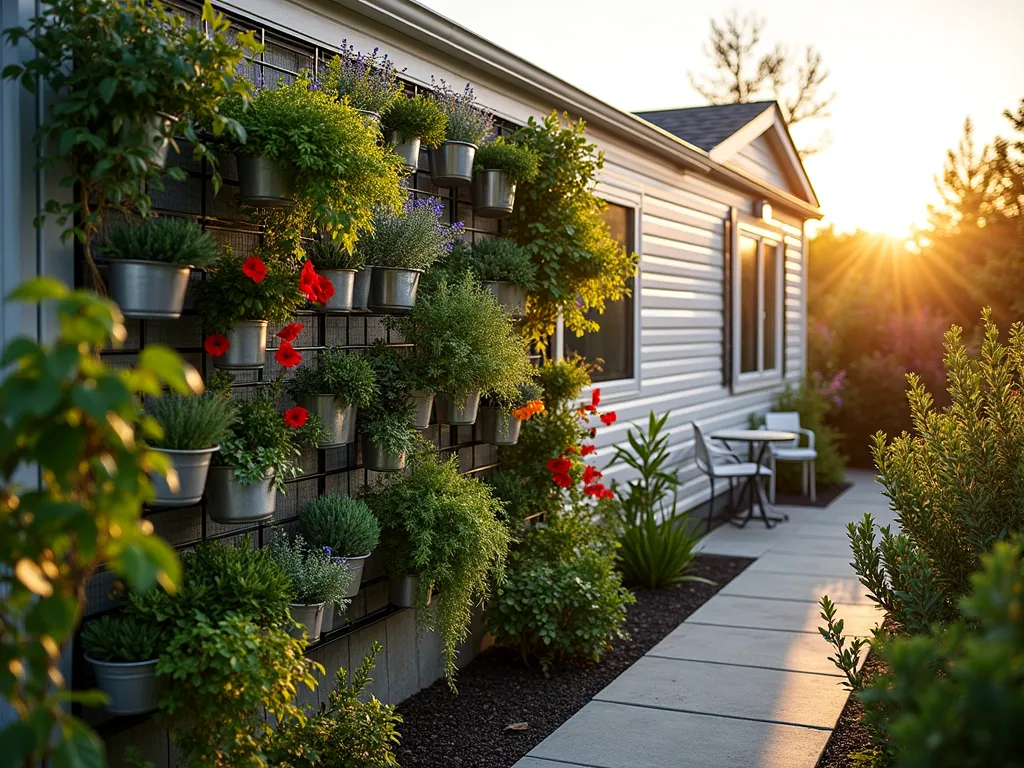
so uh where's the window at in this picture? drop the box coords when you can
[563,201,636,383]
[732,220,783,385]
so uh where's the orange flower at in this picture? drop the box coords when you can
[512,399,545,421]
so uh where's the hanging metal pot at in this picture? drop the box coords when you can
[236,154,295,208]
[385,130,421,172]
[429,140,477,187]
[389,575,421,608]
[481,280,527,318]
[204,465,276,524]
[136,114,174,170]
[361,434,407,472]
[213,321,267,370]
[87,658,160,716]
[409,390,435,429]
[106,260,191,320]
[472,169,516,218]
[479,405,522,446]
[343,553,371,598]
[288,603,326,643]
[368,267,422,312]
[357,109,382,129]
[296,396,356,446]
[149,446,219,507]
[318,268,356,313]
[434,389,481,426]
[352,267,372,312]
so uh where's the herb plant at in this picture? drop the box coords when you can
[268,531,353,608]
[306,238,364,271]
[363,447,510,686]
[146,393,236,451]
[474,138,540,184]
[81,614,163,663]
[194,251,304,332]
[394,273,534,402]
[382,94,447,146]
[506,113,638,344]
[287,348,376,408]
[1,1,257,290]
[362,409,420,457]
[324,41,404,115]
[356,197,464,271]
[102,218,221,267]
[468,238,537,287]
[429,78,494,145]
[298,495,381,557]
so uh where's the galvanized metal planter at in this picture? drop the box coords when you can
[434,389,481,426]
[357,109,381,128]
[482,280,527,318]
[204,465,276,524]
[352,267,372,311]
[140,115,174,170]
[297,395,356,446]
[409,390,435,429]
[236,154,295,208]
[289,602,325,643]
[472,169,516,218]
[106,260,191,320]
[149,446,219,507]
[385,130,421,172]
[87,657,160,716]
[479,406,522,446]
[368,267,422,312]
[389,575,423,608]
[214,321,267,370]
[343,553,371,597]
[429,140,477,187]
[318,268,356,313]
[361,434,407,473]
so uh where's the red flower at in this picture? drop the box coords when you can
[284,406,308,429]
[204,333,231,357]
[565,445,578,454]
[584,405,598,414]
[275,340,302,369]
[582,465,602,484]
[583,483,607,498]
[600,488,614,500]
[300,261,320,302]
[552,472,573,488]
[276,323,303,343]
[600,411,617,426]
[546,457,572,474]
[580,444,596,457]
[242,257,267,283]
[314,274,335,304]
[591,388,601,408]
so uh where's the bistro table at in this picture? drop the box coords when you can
[710,429,798,529]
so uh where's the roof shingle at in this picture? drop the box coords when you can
[634,101,775,151]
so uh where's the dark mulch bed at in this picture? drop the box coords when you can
[817,652,885,767]
[775,481,851,508]
[395,554,753,768]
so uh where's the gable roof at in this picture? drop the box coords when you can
[634,101,775,152]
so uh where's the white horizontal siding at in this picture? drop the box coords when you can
[729,133,791,194]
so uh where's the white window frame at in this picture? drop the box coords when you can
[555,184,643,402]
[731,215,785,392]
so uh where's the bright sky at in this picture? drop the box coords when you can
[418,0,1024,236]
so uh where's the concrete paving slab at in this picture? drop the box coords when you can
[786,524,855,539]
[527,700,830,768]
[747,553,858,579]
[686,594,881,636]
[722,570,871,605]
[512,759,577,768]
[648,622,846,676]
[769,536,855,557]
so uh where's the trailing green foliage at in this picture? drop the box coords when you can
[382,94,447,146]
[325,41,404,115]
[287,348,376,408]
[363,447,510,687]
[146,392,236,451]
[298,495,381,558]
[194,251,304,332]
[102,218,221,267]
[474,137,540,184]
[0,277,192,766]
[362,409,419,457]
[428,79,493,144]
[536,354,593,406]
[356,197,462,271]
[268,531,352,609]
[484,471,540,529]
[395,273,534,402]
[506,113,638,345]
[267,642,402,768]
[81,614,164,663]
[306,238,364,271]
[468,238,537,287]
[486,509,634,672]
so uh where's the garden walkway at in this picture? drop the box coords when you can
[513,470,892,768]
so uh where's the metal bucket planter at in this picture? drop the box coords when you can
[368,267,422,312]
[343,553,371,598]
[479,406,522,446]
[429,140,477,187]
[434,389,481,426]
[389,574,430,608]
[385,131,421,172]
[87,657,160,716]
[236,154,295,208]
[106,260,190,320]
[214,321,267,370]
[409,390,435,429]
[205,465,276,524]
[472,169,516,218]
[361,434,407,473]
[352,267,372,311]
[134,114,174,170]
[149,446,219,507]
[318,269,356,313]
[289,603,325,643]
[482,280,527,318]
[357,110,382,129]
[297,395,356,446]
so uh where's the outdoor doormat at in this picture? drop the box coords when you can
[775,481,852,508]
[395,554,753,768]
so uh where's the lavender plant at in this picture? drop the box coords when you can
[324,40,404,115]
[429,78,494,145]
[356,197,464,271]
[267,530,353,609]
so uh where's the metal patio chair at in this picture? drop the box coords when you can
[692,422,773,531]
[763,411,817,503]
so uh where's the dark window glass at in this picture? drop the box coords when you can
[764,242,778,371]
[565,202,635,382]
[739,235,758,374]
